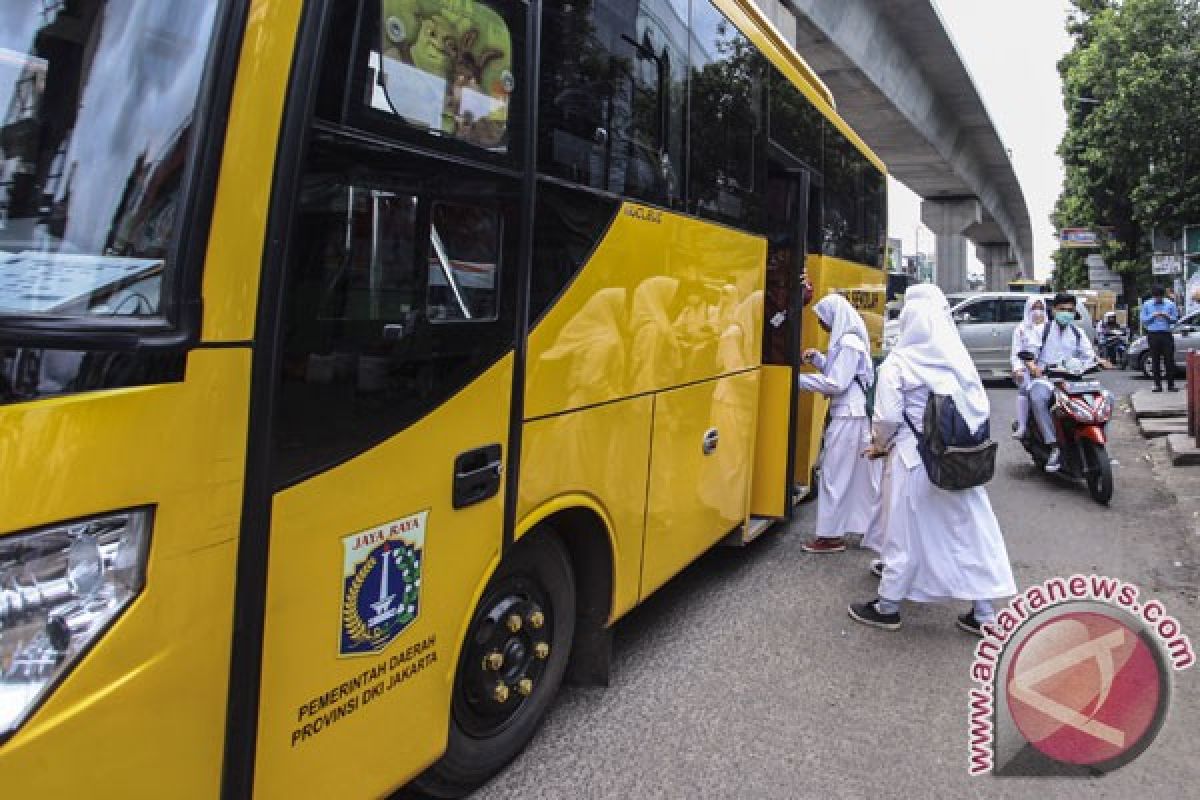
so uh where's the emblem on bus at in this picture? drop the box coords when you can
[339,511,428,656]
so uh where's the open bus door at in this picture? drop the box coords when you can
[746,159,813,535]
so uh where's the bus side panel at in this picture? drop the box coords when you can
[749,364,793,517]
[251,358,512,800]
[525,205,765,421]
[0,350,249,799]
[517,396,654,622]
[640,371,759,600]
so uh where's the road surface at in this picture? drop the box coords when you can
[477,369,1199,799]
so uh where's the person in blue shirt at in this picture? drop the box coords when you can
[1140,285,1180,392]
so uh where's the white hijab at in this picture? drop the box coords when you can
[813,293,872,385]
[890,285,990,433]
[1020,295,1047,335]
[904,283,946,307]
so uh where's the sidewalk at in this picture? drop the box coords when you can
[1132,388,1200,466]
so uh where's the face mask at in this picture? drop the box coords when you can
[1031,310,1046,325]
[1055,311,1075,326]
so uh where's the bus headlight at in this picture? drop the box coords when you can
[0,509,151,737]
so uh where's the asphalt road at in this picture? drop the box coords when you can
[477,368,1199,800]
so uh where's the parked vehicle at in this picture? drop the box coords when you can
[1015,355,1115,505]
[1128,310,1200,379]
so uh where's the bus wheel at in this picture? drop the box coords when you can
[411,533,576,798]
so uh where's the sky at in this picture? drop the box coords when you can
[887,0,1075,280]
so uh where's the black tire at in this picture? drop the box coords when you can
[410,533,576,798]
[1081,439,1113,505]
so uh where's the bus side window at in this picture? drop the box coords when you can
[427,203,501,322]
[313,187,421,325]
[538,0,687,208]
[688,0,765,231]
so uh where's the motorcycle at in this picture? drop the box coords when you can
[1015,353,1116,505]
[1097,328,1129,369]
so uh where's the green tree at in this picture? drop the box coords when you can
[1053,0,1200,298]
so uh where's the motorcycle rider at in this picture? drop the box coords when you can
[1096,311,1126,364]
[1028,292,1110,473]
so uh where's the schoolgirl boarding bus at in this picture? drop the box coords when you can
[0,0,884,796]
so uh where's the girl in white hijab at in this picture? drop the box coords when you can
[850,285,1015,635]
[796,294,882,553]
[1010,295,1047,438]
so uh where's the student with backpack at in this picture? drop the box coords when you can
[796,294,881,554]
[849,285,1015,636]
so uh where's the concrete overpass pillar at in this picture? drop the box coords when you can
[921,198,982,294]
[976,244,1019,291]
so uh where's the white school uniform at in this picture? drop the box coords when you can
[871,287,1016,604]
[797,295,882,539]
[873,361,1017,603]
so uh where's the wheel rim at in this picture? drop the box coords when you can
[452,577,553,739]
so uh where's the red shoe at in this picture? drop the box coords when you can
[802,537,846,554]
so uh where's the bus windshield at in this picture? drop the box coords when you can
[0,1,218,323]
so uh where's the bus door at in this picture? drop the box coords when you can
[749,161,810,522]
[243,2,528,796]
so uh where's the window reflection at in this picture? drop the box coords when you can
[688,0,763,230]
[539,0,687,207]
[0,1,218,321]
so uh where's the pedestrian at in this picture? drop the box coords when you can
[1140,285,1180,392]
[850,285,1016,635]
[796,294,881,554]
[1010,295,1046,439]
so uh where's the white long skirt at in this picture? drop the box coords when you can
[815,416,881,538]
[860,454,891,554]
[878,455,1017,603]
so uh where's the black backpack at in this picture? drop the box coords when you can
[903,393,998,490]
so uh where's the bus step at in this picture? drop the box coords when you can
[745,516,775,540]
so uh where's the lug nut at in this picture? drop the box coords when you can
[483,652,504,671]
[493,682,510,703]
[506,614,523,633]
[533,642,550,660]
[516,678,534,696]
[528,610,545,629]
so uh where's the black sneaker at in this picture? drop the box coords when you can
[869,560,885,579]
[848,599,901,631]
[1152,386,1163,393]
[957,611,986,637]
[1045,447,1062,473]
[1168,386,1180,392]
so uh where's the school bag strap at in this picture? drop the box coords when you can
[1041,321,1081,351]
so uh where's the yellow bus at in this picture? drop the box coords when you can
[0,1,884,796]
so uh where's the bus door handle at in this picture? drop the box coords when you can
[453,444,503,509]
[702,428,719,455]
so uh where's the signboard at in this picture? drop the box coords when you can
[1060,228,1101,248]
[1185,225,1200,255]
[1152,254,1184,276]
[1085,253,1122,292]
